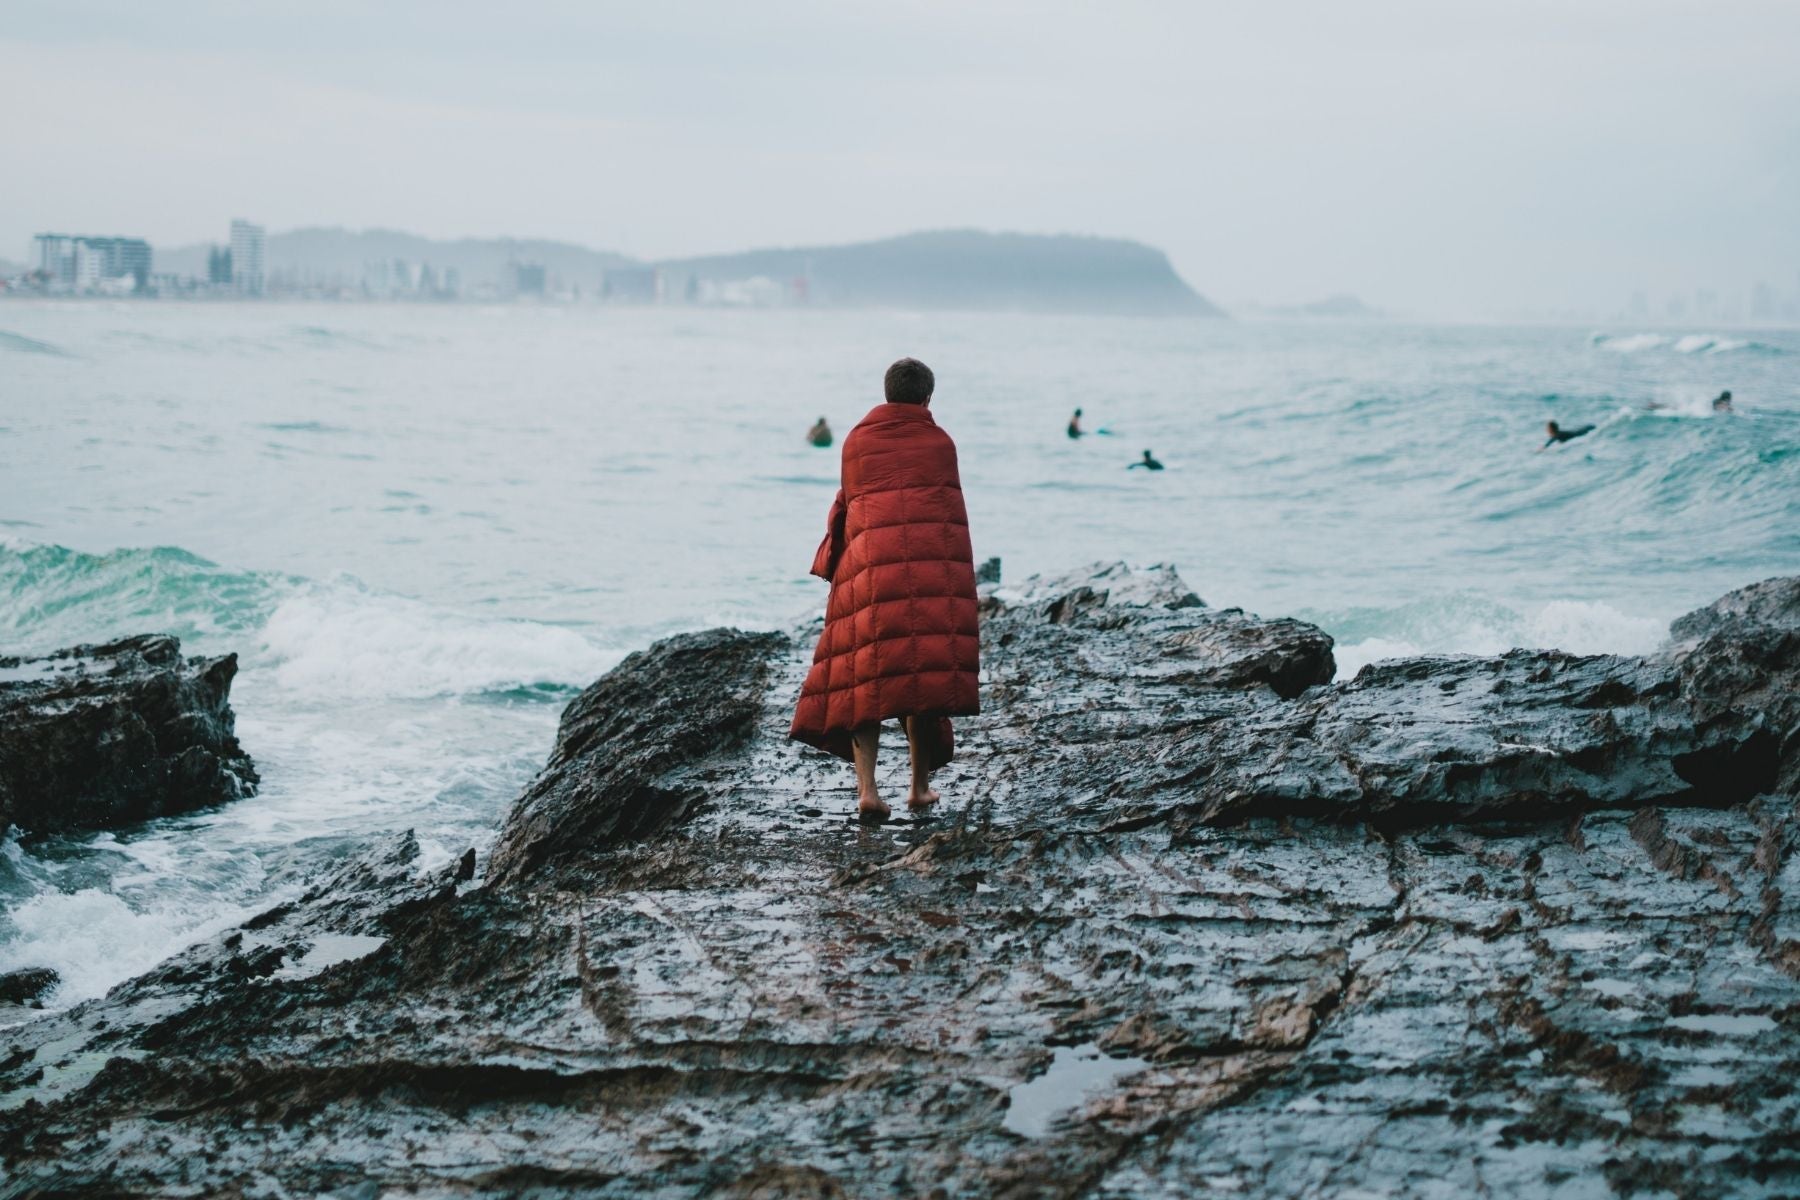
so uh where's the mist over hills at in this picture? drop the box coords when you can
[157,228,1221,315]
[1263,294,1385,318]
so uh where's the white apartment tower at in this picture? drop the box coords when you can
[229,219,266,297]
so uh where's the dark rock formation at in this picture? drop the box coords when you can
[0,969,57,1008]
[1669,574,1800,795]
[491,628,786,884]
[1,567,1796,1198]
[0,634,257,837]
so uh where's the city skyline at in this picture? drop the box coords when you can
[9,217,1800,324]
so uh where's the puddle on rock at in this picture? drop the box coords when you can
[1003,1042,1148,1139]
[1666,1013,1777,1037]
[272,934,387,981]
[0,660,64,684]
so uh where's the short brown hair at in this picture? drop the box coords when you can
[884,358,935,405]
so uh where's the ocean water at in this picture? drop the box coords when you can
[2,301,1797,1008]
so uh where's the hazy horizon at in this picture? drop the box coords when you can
[5,1,1799,318]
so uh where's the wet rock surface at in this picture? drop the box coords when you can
[2,566,1797,1198]
[0,634,258,837]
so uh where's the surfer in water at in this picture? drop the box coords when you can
[1541,420,1594,450]
[808,417,833,448]
[1129,449,1164,471]
[1713,390,1733,413]
[1067,408,1084,438]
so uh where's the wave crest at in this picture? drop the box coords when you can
[0,543,276,654]
[259,586,619,700]
[1591,331,1782,356]
[1322,593,1669,680]
[0,542,619,700]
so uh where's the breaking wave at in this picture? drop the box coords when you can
[0,860,275,1011]
[0,541,617,700]
[259,584,617,701]
[0,541,621,1007]
[0,543,277,654]
[1318,593,1671,680]
[1590,331,1783,356]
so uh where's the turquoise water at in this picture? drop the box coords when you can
[2,301,1797,1005]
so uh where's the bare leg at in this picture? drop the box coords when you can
[902,716,942,810]
[851,724,888,823]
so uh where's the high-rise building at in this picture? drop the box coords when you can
[32,233,152,290]
[34,234,74,282]
[229,220,265,297]
[74,242,106,290]
[92,238,151,288]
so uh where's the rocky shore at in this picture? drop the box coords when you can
[1,565,1796,1198]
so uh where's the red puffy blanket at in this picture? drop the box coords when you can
[789,402,980,767]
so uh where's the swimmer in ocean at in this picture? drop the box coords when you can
[1541,420,1594,450]
[1128,449,1164,470]
[1067,408,1084,438]
[1713,390,1733,413]
[808,417,833,448]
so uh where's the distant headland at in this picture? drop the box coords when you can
[657,230,1223,316]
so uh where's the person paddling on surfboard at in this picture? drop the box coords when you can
[1541,420,1594,450]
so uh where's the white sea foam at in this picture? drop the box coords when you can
[1524,600,1667,657]
[1672,334,1749,355]
[1592,332,1667,353]
[1635,390,1725,418]
[1331,597,1668,680]
[1334,637,1425,680]
[259,584,620,700]
[1593,331,1758,356]
[0,674,555,1007]
[0,886,265,1006]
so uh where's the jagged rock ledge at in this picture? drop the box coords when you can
[1,566,1796,1198]
[0,634,257,838]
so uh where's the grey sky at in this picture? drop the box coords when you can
[4,0,1797,317]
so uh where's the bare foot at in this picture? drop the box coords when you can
[906,787,942,811]
[858,793,892,825]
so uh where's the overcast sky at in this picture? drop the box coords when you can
[4,1,1797,317]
